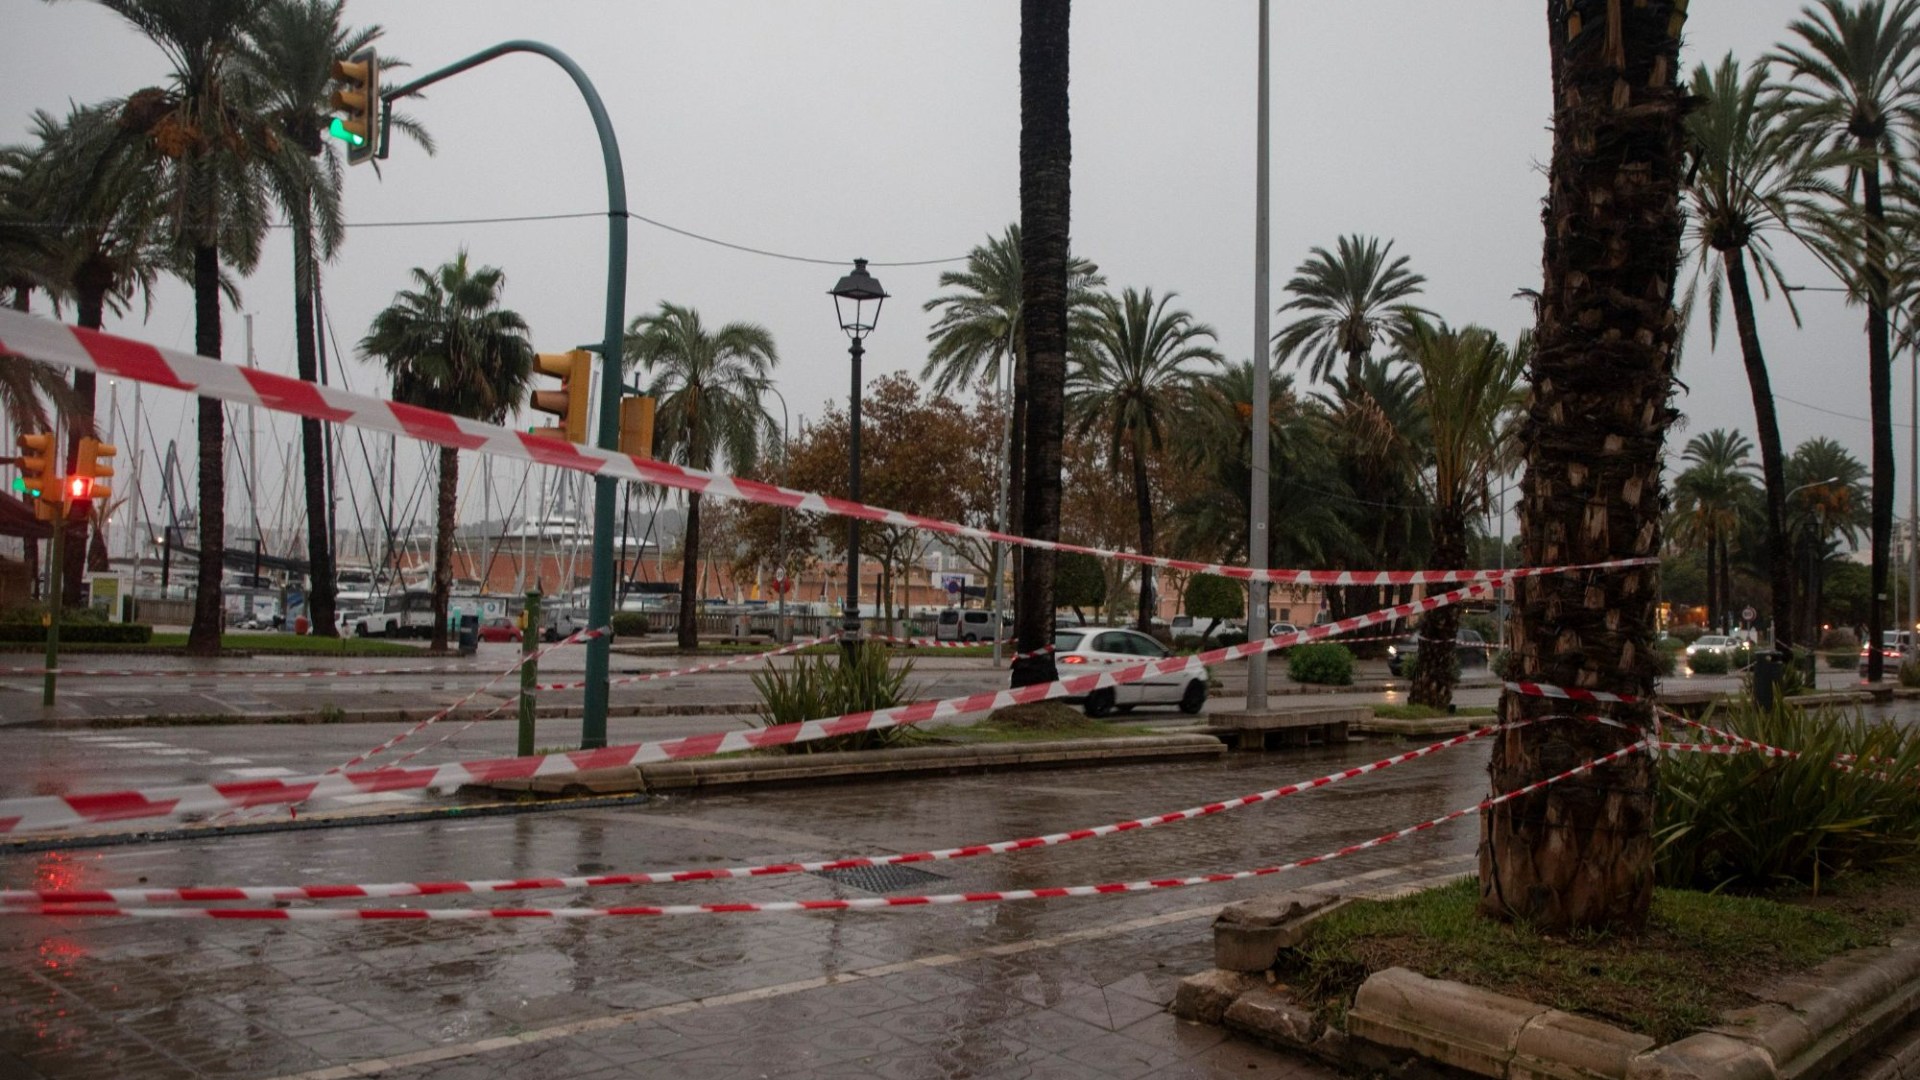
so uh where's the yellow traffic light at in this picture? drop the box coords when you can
[75,437,115,503]
[530,349,592,444]
[329,46,379,166]
[620,395,656,459]
[15,432,55,518]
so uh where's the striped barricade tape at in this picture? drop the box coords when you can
[0,722,1508,907]
[2,739,1646,920]
[0,308,1653,589]
[0,582,1491,834]
[1503,681,1645,705]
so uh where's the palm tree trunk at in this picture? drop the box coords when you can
[1009,348,1028,605]
[293,223,337,636]
[431,446,457,653]
[1864,159,1893,682]
[1011,0,1071,688]
[188,243,227,656]
[678,492,701,648]
[1479,0,1685,934]
[64,281,106,607]
[1705,526,1719,631]
[1411,507,1467,709]
[1131,439,1155,632]
[1724,252,1793,650]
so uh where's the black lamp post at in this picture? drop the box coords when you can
[829,258,888,654]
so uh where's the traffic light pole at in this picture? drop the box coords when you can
[384,41,626,749]
[43,502,61,707]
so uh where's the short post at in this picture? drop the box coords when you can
[518,591,541,757]
[43,503,63,707]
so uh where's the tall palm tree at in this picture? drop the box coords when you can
[360,252,535,652]
[1771,0,1920,681]
[1274,234,1430,390]
[1012,0,1072,689]
[623,302,777,649]
[1402,322,1527,710]
[921,223,1102,561]
[1683,54,1850,655]
[82,0,278,654]
[1786,436,1869,639]
[1069,287,1223,630]
[1482,0,1688,934]
[239,0,431,637]
[1674,429,1758,637]
[1311,358,1432,622]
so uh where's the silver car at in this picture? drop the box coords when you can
[1045,626,1209,718]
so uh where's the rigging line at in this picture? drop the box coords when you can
[321,308,401,581]
[1775,391,1918,430]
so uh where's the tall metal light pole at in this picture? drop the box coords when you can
[830,259,887,656]
[765,384,791,641]
[1246,0,1273,711]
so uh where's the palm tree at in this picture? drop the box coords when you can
[1771,0,1920,681]
[84,0,278,654]
[1069,287,1223,630]
[921,223,1102,564]
[1402,323,1526,710]
[360,252,535,653]
[623,302,777,649]
[1274,234,1431,390]
[1012,0,1072,689]
[1311,358,1431,623]
[1674,429,1758,636]
[1481,0,1688,934]
[1168,362,1354,573]
[1786,436,1869,639]
[1683,54,1849,656]
[239,0,431,638]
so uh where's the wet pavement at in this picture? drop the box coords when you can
[0,737,1492,1078]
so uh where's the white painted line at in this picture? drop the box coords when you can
[203,757,253,766]
[223,766,298,779]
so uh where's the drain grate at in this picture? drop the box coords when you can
[808,863,947,894]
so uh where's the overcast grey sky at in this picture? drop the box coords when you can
[0,1,1889,546]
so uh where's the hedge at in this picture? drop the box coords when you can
[0,622,154,644]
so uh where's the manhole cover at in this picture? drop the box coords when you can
[809,863,946,894]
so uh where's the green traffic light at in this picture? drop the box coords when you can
[328,116,367,148]
[9,477,20,494]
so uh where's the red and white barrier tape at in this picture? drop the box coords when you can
[1011,644,1057,662]
[3,740,1646,920]
[0,722,1506,907]
[0,583,1490,834]
[0,309,1651,589]
[537,634,834,692]
[1504,681,1646,706]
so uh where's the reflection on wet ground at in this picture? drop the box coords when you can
[0,742,1490,1078]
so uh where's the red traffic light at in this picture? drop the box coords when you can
[67,475,93,500]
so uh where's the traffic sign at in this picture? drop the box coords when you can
[1742,606,1756,623]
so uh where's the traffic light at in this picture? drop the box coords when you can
[328,46,378,166]
[15,432,55,518]
[530,349,592,444]
[620,395,656,459]
[65,474,93,506]
[75,437,115,503]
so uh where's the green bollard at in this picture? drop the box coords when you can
[518,591,540,757]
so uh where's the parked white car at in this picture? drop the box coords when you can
[1683,635,1734,665]
[1039,626,1209,718]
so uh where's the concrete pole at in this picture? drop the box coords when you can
[1246,0,1273,710]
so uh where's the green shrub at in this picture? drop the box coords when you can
[1655,699,1920,891]
[1491,649,1513,679]
[1826,649,1861,670]
[0,622,153,644]
[751,645,917,752]
[1217,631,1248,648]
[1,604,108,626]
[1688,649,1731,675]
[1461,612,1498,644]
[610,612,649,637]
[1172,634,1203,651]
[1819,627,1859,651]
[1651,647,1677,677]
[1901,658,1920,689]
[1400,648,1460,685]
[1287,642,1354,686]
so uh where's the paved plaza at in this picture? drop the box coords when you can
[0,730,1495,1079]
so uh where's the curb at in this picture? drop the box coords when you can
[462,734,1228,796]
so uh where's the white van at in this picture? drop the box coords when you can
[934,608,1011,642]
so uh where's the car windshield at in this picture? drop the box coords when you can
[1696,636,1729,647]
[1054,631,1085,651]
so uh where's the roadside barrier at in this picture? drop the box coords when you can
[1,740,1647,920]
[0,582,1492,834]
[0,722,1512,906]
[0,309,1653,589]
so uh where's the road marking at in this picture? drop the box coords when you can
[203,756,253,766]
[224,766,298,779]
[95,740,170,749]
[259,851,1475,1080]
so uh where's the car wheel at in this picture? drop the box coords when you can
[1115,704,1136,714]
[1179,680,1208,715]
[1084,688,1117,719]
[963,633,977,643]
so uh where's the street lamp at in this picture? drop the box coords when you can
[829,258,888,654]
[764,384,791,642]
